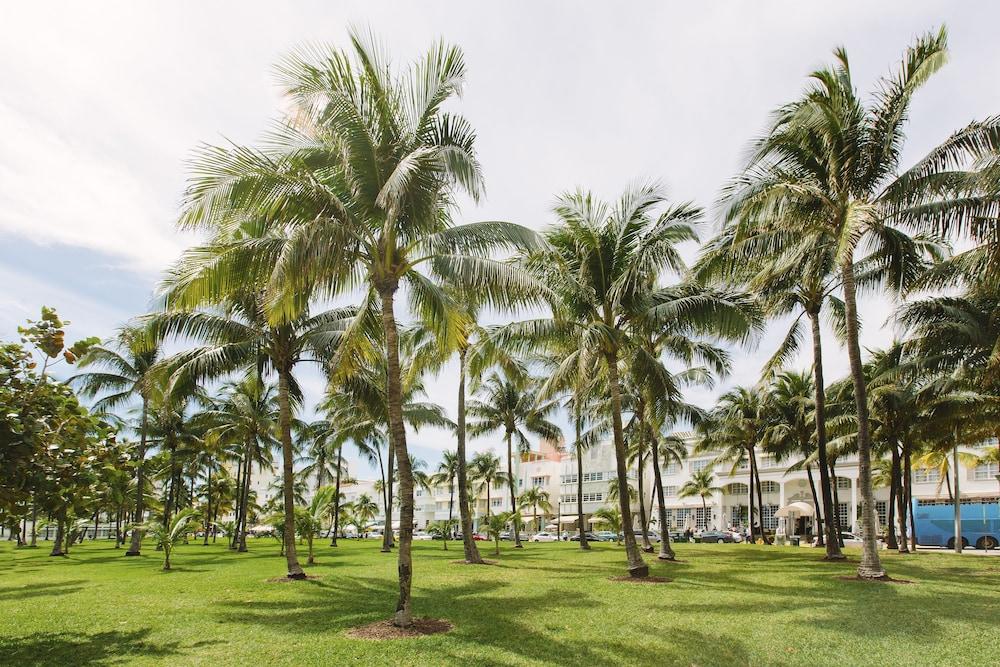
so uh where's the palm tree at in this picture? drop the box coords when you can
[146,293,355,579]
[679,470,722,530]
[470,452,508,519]
[303,486,335,564]
[468,370,560,547]
[203,377,280,552]
[168,31,542,626]
[484,512,512,556]
[593,506,623,545]
[141,508,199,571]
[518,487,553,534]
[352,494,379,537]
[430,451,459,540]
[71,324,160,556]
[501,183,757,576]
[697,387,770,543]
[722,28,999,579]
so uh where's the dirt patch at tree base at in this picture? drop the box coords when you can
[450,559,498,565]
[836,575,913,584]
[656,557,686,563]
[609,575,672,584]
[347,618,453,639]
[266,574,323,583]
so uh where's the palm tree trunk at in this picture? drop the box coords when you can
[830,458,844,547]
[506,430,523,548]
[905,445,917,550]
[840,259,885,578]
[574,402,589,551]
[650,435,674,560]
[456,348,484,564]
[893,444,908,553]
[604,344,648,577]
[636,403,653,553]
[751,447,769,544]
[805,465,823,545]
[748,457,756,543]
[276,362,306,579]
[379,287,416,628]
[238,455,251,552]
[808,311,843,559]
[203,463,212,546]
[125,397,149,556]
[331,443,343,547]
[383,432,395,552]
[886,446,900,550]
[231,452,244,550]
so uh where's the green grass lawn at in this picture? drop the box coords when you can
[1,538,998,666]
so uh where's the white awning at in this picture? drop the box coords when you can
[544,523,558,530]
[588,516,607,524]
[775,501,815,518]
[559,516,580,524]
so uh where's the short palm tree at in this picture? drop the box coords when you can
[678,470,722,530]
[352,494,379,537]
[303,486,335,564]
[142,508,199,571]
[468,369,560,547]
[593,506,623,545]
[470,452,508,518]
[484,512,512,556]
[430,451,459,540]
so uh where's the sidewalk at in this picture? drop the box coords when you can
[915,546,1000,556]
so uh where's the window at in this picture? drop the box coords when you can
[663,485,678,497]
[759,480,779,494]
[729,505,748,525]
[837,503,849,528]
[664,461,680,475]
[874,501,888,527]
[561,494,577,504]
[759,456,776,469]
[561,474,578,484]
[694,506,712,529]
[761,504,778,530]
[691,459,711,473]
[973,461,999,481]
[581,492,603,503]
[914,468,941,483]
[491,498,503,508]
[674,508,691,527]
[531,476,548,487]
[415,489,423,497]
[582,472,604,483]
[836,477,852,490]
[725,483,748,496]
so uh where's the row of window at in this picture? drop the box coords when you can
[560,471,610,484]
[559,492,605,504]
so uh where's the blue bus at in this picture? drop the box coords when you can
[912,497,1000,549]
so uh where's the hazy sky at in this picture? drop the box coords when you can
[3,2,998,479]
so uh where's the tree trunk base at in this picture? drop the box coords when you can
[628,563,650,578]
[641,546,655,553]
[822,553,847,561]
[657,552,676,561]
[123,550,141,557]
[514,544,524,549]
[286,571,308,580]
[857,564,887,579]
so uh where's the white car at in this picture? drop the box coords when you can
[531,531,559,542]
[412,531,434,541]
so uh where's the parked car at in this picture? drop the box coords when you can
[595,531,619,542]
[412,530,433,541]
[473,533,489,541]
[697,530,736,543]
[569,531,600,542]
[668,531,690,542]
[531,531,559,542]
[499,531,512,541]
[812,532,864,547]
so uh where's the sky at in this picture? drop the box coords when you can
[2,2,999,481]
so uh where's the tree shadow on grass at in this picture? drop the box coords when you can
[0,629,182,666]
[0,580,86,601]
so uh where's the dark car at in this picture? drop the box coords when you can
[697,530,736,544]
[669,531,690,543]
[569,531,600,542]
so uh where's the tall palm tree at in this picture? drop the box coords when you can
[503,184,757,577]
[146,293,355,579]
[723,28,999,579]
[468,370,560,547]
[71,324,160,556]
[169,28,544,625]
[679,469,722,530]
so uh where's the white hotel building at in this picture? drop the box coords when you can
[334,437,999,539]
